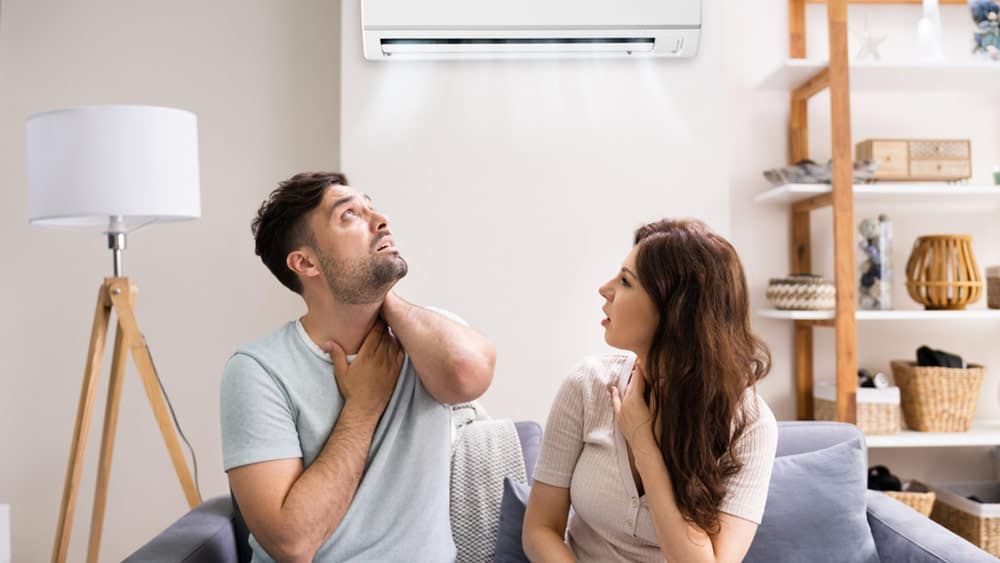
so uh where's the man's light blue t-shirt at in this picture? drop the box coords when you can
[220,319,455,562]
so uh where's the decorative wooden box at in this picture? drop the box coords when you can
[856,139,971,181]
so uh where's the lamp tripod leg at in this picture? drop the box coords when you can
[85,316,129,563]
[108,279,201,508]
[51,283,112,563]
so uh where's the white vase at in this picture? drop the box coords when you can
[917,0,945,61]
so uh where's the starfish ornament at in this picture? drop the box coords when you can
[851,17,888,61]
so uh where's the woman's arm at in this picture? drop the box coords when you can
[632,439,759,563]
[611,372,761,563]
[523,481,576,563]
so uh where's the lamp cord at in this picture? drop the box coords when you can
[144,335,202,501]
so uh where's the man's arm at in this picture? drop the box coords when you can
[228,404,381,562]
[381,292,495,404]
[226,321,403,562]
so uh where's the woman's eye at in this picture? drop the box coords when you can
[620,277,630,287]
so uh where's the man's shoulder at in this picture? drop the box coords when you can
[234,321,298,358]
[221,322,301,391]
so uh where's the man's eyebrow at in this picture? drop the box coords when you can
[330,193,372,216]
[332,195,355,210]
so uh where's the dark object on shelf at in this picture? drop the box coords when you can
[967,495,986,503]
[916,346,966,369]
[858,369,890,389]
[868,465,903,492]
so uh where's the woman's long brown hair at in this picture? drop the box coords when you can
[632,219,771,535]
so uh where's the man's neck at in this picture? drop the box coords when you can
[300,299,382,356]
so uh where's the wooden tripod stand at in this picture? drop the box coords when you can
[52,277,202,563]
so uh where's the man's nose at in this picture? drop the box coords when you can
[372,210,389,232]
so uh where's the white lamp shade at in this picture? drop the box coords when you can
[26,105,201,231]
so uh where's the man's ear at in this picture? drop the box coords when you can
[287,248,321,282]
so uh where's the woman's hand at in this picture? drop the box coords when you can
[609,363,656,449]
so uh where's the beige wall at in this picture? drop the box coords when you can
[340,0,732,429]
[0,1,339,560]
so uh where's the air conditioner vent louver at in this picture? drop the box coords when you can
[363,0,701,60]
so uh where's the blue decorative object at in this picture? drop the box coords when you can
[858,214,893,310]
[970,0,1000,59]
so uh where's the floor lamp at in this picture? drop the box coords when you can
[27,105,204,563]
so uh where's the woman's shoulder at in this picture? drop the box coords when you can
[559,353,635,396]
[738,388,779,444]
[570,353,635,383]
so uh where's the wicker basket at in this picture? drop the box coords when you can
[889,361,984,432]
[885,481,935,517]
[766,274,836,310]
[814,382,900,435]
[929,481,1000,557]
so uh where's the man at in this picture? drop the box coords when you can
[220,172,495,562]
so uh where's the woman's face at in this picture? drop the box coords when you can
[598,245,660,356]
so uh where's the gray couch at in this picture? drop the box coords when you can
[125,421,996,562]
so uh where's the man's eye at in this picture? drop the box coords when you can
[342,209,356,219]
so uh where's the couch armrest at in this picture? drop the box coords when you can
[866,490,998,563]
[124,496,239,563]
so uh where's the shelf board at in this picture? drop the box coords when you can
[760,59,1000,92]
[754,183,1000,206]
[866,421,1000,448]
[758,309,1000,321]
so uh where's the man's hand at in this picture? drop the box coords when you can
[378,293,495,404]
[227,320,405,562]
[326,320,404,414]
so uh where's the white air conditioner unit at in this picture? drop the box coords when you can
[362,0,701,61]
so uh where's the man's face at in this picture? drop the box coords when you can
[304,185,407,304]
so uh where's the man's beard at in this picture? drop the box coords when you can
[317,250,408,305]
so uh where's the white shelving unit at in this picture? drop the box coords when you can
[765,4,1000,469]
[760,59,1000,92]
[755,183,1000,207]
[866,421,1000,448]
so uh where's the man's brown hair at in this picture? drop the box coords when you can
[251,172,349,294]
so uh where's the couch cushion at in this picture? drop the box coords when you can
[775,421,862,457]
[745,438,879,563]
[514,421,542,483]
[493,478,532,563]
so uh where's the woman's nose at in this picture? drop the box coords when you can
[598,283,611,300]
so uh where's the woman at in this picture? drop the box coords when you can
[523,219,777,563]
